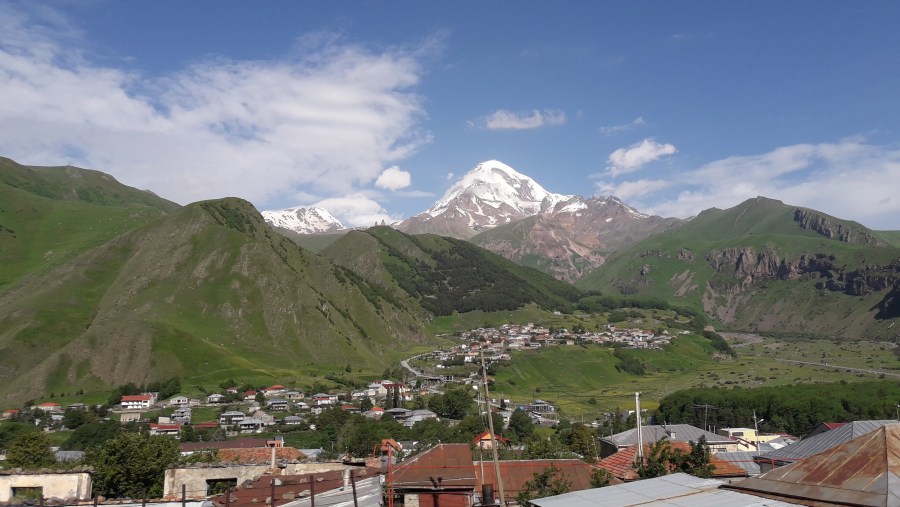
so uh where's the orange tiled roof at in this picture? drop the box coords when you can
[596,442,748,481]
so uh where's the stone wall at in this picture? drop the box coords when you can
[163,463,351,499]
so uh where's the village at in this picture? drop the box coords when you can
[2,320,897,506]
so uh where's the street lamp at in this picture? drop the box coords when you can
[753,410,764,452]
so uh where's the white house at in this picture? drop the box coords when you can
[121,394,154,410]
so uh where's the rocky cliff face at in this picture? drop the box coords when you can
[705,245,900,297]
[793,209,883,246]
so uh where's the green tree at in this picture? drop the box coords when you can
[336,416,384,457]
[63,421,122,451]
[85,432,180,498]
[359,397,374,412]
[427,388,473,420]
[507,409,534,442]
[637,438,671,479]
[675,437,715,478]
[516,465,571,505]
[522,434,563,459]
[0,422,40,451]
[565,423,595,459]
[6,432,56,469]
[590,468,612,488]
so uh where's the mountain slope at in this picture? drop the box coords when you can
[323,226,582,316]
[577,197,900,339]
[471,196,681,282]
[0,197,429,404]
[0,157,179,290]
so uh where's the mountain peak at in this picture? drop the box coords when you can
[429,160,571,219]
[261,206,345,234]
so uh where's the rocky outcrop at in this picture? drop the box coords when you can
[706,244,900,298]
[793,209,882,246]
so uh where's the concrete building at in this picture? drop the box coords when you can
[0,470,92,503]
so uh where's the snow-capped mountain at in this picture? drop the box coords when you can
[398,160,572,238]
[261,206,345,234]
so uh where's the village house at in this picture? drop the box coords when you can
[266,398,289,411]
[237,418,264,433]
[172,407,192,423]
[167,395,190,407]
[312,393,338,406]
[0,470,92,503]
[284,390,304,401]
[219,410,246,426]
[37,402,62,413]
[121,393,155,410]
[262,384,287,397]
[119,411,142,423]
[148,422,182,437]
[206,393,226,404]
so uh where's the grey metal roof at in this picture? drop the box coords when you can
[603,424,735,448]
[530,473,797,507]
[756,420,895,463]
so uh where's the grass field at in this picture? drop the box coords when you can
[487,333,898,422]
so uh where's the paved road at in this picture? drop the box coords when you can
[777,359,900,378]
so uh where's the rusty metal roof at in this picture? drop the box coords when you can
[757,420,896,464]
[390,443,477,490]
[596,442,748,481]
[724,423,900,506]
[475,459,596,497]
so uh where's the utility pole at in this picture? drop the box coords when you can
[692,403,719,432]
[635,392,643,463]
[480,346,506,506]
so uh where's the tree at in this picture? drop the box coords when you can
[85,432,180,498]
[507,409,534,442]
[427,388,473,420]
[522,434,563,459]
[63,421,122,451]
[590,468,612,488]
[6,432,56,469]
[516,465,571,505]
[637,438,671,479]
[675,437,715,478]
[565,423,595,459]
[359,397,374,412]
[337,416,385,457]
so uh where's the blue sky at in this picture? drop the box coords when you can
[2,1,900,229]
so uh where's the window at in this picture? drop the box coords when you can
[732,431,744,437]
[206,479,237,495]
[12,487,43,501]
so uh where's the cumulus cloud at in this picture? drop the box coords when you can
[375,166,412,190]
[0,4,431,209]
[473,109,566,130]
[621,139,900,229]
[606,139,677,176]
[313,193,398,227]
[600,116,646,136]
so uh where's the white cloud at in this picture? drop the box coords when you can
[0,4,431,210]
[594,179,670,200]
[606,139,677,176]
[628,139,900,229]
[445,172,455,181]
[375,166,412,190]
[600,116,646,136]
[313,193,398,227]
[475,109,566,130]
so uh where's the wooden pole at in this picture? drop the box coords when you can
[350,472,358,507]
[142,489,147,507]
[225,487,231,507]
[93,496,98,507]
[181,484,186,507]
[480,347,506,506]
[270,478,276,507]
[309,474,315,507]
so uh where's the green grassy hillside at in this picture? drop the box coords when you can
[577,197,900,339]
[0,197,431,405]
[0,158,178,290]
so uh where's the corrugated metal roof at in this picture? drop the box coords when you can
[603,424,735,448]
[715,452,762,476]
[756,420,896,463]
[530,473,797,506]
[280,476,382,507]
[475,459,595,497]
[390,443,477,490]
[724,423,900,507]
